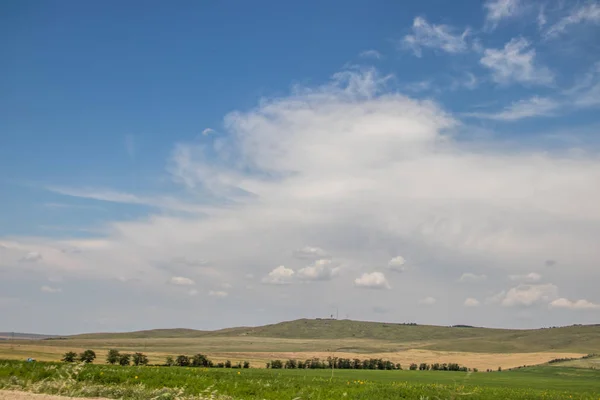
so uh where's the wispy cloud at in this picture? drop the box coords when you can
[45,186,208,213]
[402,17,470,57]
[41,285,62,293]
[464,96,560,121]
[484,0,521,30]
[544,2,600,38]
[480,38,554,85]
[359,49,383,59]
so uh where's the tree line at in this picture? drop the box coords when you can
[266,357,474,372]
[62,349,249,368]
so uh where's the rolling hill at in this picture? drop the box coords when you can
[64,319,600,353]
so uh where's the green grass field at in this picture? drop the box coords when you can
[1,360,599,399]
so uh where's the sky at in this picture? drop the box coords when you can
[1,0,600,334]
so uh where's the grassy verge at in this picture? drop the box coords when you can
[1,360,599,399]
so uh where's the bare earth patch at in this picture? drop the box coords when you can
[0,391,108,400]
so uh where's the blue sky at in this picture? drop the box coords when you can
[1,0,600,334]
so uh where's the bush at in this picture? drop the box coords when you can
[106,349,120,365]
[165,356,174,366]
[243,361,250,369]
[191,354,210,367]
[175,355,190,367]
[79,350,96,363]
[409,363,418,370]
[225,360,232,368]
[62,351,77,363]
[132,352,148,366]
[118,353,131,366]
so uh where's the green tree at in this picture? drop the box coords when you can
[106,349,120,365]
[165,356,174,366]
[192,353,210,367]
[243,361,250,369]
[409,363,418,370]
[79,349,96,363]
[224,360,232,368]
[132,352,148,366]
[175,355,190,367]
[119,353,131,366]
[62,351,77,363]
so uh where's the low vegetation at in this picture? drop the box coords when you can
[1,359,599,399]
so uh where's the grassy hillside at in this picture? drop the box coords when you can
[59,319,600,354]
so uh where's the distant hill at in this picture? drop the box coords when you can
[64,319,600,353]
[0,332,58,340]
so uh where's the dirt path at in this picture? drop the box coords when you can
[0,391,108,400]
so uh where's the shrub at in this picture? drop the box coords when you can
[175,355,190,367]
[165,356,174,366]
[119,353,131,366]
[409,363,418,370]
[61,351,77,363]
[191,354,210,367]
[243,361,250,369]
[132,352,148,366]
[79,350,96,363]
[106,349,120,365]
[224,360,232,368]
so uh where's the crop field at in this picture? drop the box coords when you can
[1,360,599,400]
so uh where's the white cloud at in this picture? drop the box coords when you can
[419,296,436,305]
[509,272,541,282]
[188,289,199,296]
[297,259,340,281]
[483,0,520,30]
[485,290,506,305]
[549,298,600,310]
[46,186,205,213]
[21,251,42,262]
[464,297,480,307]
[293,246,330,260]
[501,284,558,307]
[262,266,295,285]
[202,128,216,135]
[402,17,469,57]
[484,0,521,30]
[41,285,62,293]
[208,290,228,298]
[387,256,406,272]
[545,3,600,38]
[480,38,554,85]
[359,50,382,59]
[537,5,547,29]
[354,272,390,289]
[565,62,600,108]
[464,96,560,121]
[458,273,487,283]
[8,67,600,331]
[169,276,195,286]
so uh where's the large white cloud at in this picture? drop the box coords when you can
[2,67,600,331]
